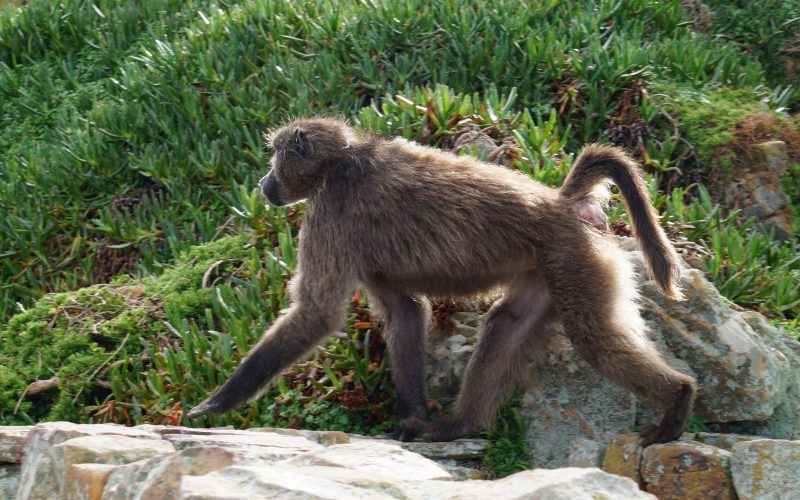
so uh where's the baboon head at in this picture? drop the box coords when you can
[260,117,353,206]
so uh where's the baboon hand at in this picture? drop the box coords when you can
[391,416,427,442]
[185,398,225,419]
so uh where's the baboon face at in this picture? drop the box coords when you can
[261,118,351,206]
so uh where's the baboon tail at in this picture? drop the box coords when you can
[559,144,684,300]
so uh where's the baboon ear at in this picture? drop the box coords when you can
[294,127,310,157]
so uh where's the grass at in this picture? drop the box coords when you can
[0,0,799,476]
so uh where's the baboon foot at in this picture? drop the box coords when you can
[639,379,696,447]
[392,416,426,442]
[415,415,475,442]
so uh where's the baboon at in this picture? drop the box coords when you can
[188,117,696,446]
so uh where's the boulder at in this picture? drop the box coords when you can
[602,433,644,487]
[180,464,406,500]
[62,463,116,500]
[641,441,735,499]
[102,445,287,499]
[280,441,452,481]
[0,464,21,500]
[721,140,794,240]
[181,464,654,499]
[0,426,32,463]
[15,421,160,500]
[730,439,800,500]
[425,238,800,466]
[522,335,638,468]
[162,429,322,456]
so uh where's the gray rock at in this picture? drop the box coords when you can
[280,441,452,481]
[640,267,794,423]
[102,445,288,500]
[181,464,654,499]
[15,421,160,500]
[731,439,800,500]
[0,465,20,500]
[0,427,32,464]
[566,437,602,467]
[162,429,322,456]
[641,441,734,499]
[729,312,800,439]
[179,464,405,500]
[721,140,793,240]
[523,337,638,468]
[425,238,799,467]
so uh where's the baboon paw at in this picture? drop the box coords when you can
[418,416,471,442]
[392,416,426,442]
[638,422,681,447]
[186,399,221,418]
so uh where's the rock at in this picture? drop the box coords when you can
[487,467,655,499]
[566,437,602,467]
[62,463,116,500]
[641,441,735,500]
[281,441,452,481]
[730,439,800,500]
[102,445,286,500]
[247,427,350,446]
[180,464,404,499]
[426,312,482,396]
[0,426,32,463]
[402,467,657,499]
[522,335,638,468]
[451,127,514,166]
[47,435,173,498]
[721,140,793,240]
[425,238,799,467]
[162,429,322,457]
[730,312,800,439]
[348,436,488,461]
[15,421,160,500]
[132,424,235,435]
[182,464,654,499]
[638,265,795,424]
[602,433,644,487]
[434,459,490,480]
[51,434,173,470]
[0,465,21,500]
[692,432,759,450]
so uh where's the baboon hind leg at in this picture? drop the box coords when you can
[367,285,431,441]
[403,271,559,442]
[538,232,696,446]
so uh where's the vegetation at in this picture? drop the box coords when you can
[1,0,798,476]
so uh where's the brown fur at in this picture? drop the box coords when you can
[188,117,695,446]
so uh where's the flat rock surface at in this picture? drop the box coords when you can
[731,439,800,500]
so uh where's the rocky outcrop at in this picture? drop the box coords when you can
[641,440,734,499]
[730,439,800,500]
[721,140,794,240]
[0,423,652,500]
[426,237,800,467]
[603,433,799,499]
[3,423,798,499]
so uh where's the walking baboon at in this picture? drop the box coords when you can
[188,117,696,446]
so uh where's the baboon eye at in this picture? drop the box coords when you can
[293,128,309,157]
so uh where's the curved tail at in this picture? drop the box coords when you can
[560,144,684,300]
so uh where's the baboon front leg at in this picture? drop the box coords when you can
[367,286,430,441]
[403,272,558,442]
[537,231,695,446]
[187,263,354,418]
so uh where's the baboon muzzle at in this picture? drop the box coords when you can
[260,172,286,206]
